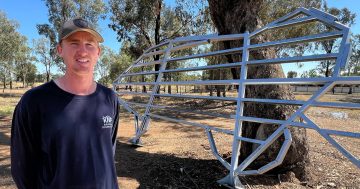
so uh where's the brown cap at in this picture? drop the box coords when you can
[59,18,104,43]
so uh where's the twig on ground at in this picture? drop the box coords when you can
[182,167,199,189]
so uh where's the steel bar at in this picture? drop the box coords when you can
[132,60,162,68]
[169,47,243,62]
[142,49,166,57]
[171,33,244,43]
[247,53,338,65]
[301,114,360,168]
[206,129,231,170]
[312,101,360,109]
[236,137,264,144]
[114,77,360,86]
[249,31,343,50]
[171,40,210,52]
[322,129,360,139]
[251,15,317,38]
[149,113,234,135]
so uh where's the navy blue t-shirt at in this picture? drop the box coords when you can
[11,81,120,189]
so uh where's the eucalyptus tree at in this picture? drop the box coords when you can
[109,0,210,56]
[287,71,298,78]
[207,0,323,180]
[317,4,356,77]
[109,52,133,85]
[33,37,54,82]
[37,0,107,72]
[349,34,360,76]
[14,36,36,87]
[24,63,37,86]
[301,68,318,78]
[96,45,117,86]
[0,11,24,90]
[346,34,360,94]
[109,0,212,92]
[108,42,134,87]
[16,61,37,87]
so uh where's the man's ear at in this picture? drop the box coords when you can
[97,46,101,57]
[56,43,62,56]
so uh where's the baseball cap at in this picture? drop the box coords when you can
[59,18,104,43]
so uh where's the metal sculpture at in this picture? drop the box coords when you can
[113,7,359,188]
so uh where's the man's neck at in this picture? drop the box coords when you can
[55,74,96,95]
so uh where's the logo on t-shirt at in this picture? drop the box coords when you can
[102,115,113,128]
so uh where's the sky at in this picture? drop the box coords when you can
[1,0,360,75]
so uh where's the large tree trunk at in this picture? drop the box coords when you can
[151,0,162,96]
[154,0,162,82]
[208,0,309,180]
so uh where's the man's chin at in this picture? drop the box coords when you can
[71,69,93,77]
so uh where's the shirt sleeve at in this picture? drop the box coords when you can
[11,97,40,189]
[111,98,120,156]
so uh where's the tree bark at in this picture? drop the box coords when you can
[2,75,6,92]
[154,0,162,81]
[9,72,13,89]
[23,73,26,88]
[151,0,162,96]
[208,0,309,180]
[322,39,334,77]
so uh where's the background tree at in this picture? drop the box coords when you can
[35,73,46,83]
[37,0,107,72]
[0,11,26,90]
[344,34,360,94]
[349,34,360,76]
[33,37,54,82]
[109,0,210,55]
[109,43,134,84]
[109,0,212,92]
[287,71,298,78]
[14,37,36,87]
[301,69,318,78]
[317,4,356,77]
[207,0,323,180]
[96,45,116,86]
[204,42,232,97]
[16,63,37,87]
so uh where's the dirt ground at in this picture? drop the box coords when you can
[0,92,359,189]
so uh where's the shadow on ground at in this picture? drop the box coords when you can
[115,141,281,189]
[0,93,22,98]
[0,118,14,187]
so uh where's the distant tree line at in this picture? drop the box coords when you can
[0,11,38,90]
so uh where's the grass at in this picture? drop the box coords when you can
[0,95,20,117]
[0,84,31,117]
[0,105,15,117]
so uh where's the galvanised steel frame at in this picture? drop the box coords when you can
[113,8,360,188]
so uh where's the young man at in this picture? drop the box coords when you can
[11,18,120,189]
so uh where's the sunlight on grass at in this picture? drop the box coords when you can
[0,106,14,117]
[0,96,20,117]
[0,82,31,117]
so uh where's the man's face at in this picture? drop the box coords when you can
[57,31,101,77]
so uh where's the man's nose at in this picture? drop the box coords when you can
[76,44,87,55]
